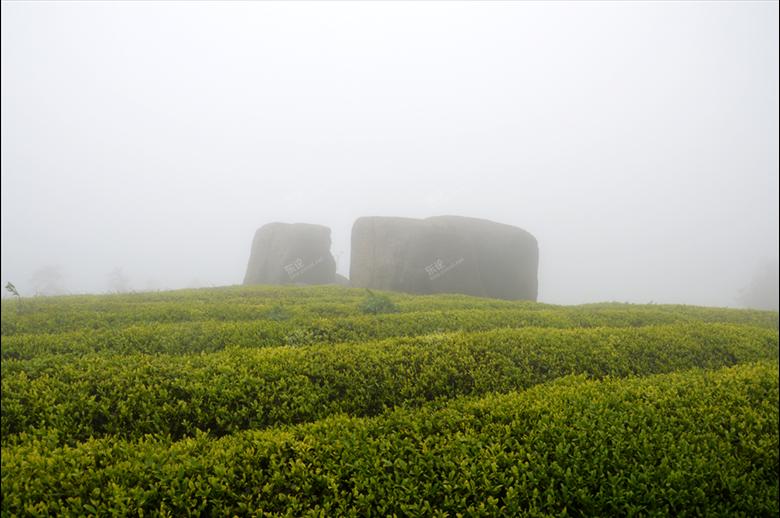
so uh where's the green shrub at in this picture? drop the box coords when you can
[264,304,291,321]
[5,303,778,361]
[2,362,776,516]
[3,286,776,337]
[2,285,778,516]
[3,323,776,446]
[358,290,399,315]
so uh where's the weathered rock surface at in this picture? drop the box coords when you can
[334,273,351,286]
[350,216,538,300]
[243,223,337,285]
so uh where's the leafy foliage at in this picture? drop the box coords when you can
[1,363,777,516]
[264,303,291,321]
[1,285,778,515]
[359,289,400,314]
[4,282,22,313]
[2,287,776,338]
[3,323,776,446]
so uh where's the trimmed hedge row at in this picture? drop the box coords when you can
[0,287,539,336]
[2,362,777,516]
[4,304,778,361]
[3,285,776,337]
[3,323,777,446]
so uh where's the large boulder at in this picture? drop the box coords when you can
[243,222,337,285]
[350,216,538,300]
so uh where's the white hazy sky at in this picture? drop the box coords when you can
[1,0,778,306]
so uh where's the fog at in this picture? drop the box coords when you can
[1,1,778,307]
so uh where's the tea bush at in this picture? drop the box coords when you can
[2,362,776,516]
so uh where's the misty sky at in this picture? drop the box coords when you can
[2,1,778,306]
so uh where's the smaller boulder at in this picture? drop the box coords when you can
[243,222,337,285]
